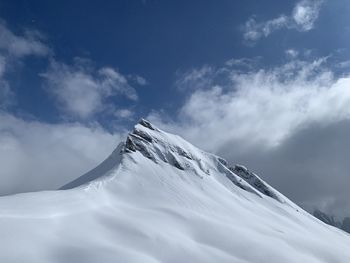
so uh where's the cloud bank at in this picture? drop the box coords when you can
[0,113,123,195]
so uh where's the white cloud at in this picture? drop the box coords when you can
[225,57,262,69]
[175,65,214,91]
[151,57,345,150]
[133,75,148,86]
[243,16,288,42]
[0,21,142,120]
[0,21,49,108]
[292,0,323,31]
[336,60,350,69]
[0,55,5,76]
[0,85,14,109]
[114,108,134,119]
[0,55,11,108]
[243,0,323,43]
[0,22,49,57]
[285,49,299,59]
[0,113,123,195]
[0,55,16,109]
[42,60,141,119]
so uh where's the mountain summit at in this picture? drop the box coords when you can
[62,118,291,205]
[1,119,350,263]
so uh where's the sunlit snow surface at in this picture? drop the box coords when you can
[1,120,350,263]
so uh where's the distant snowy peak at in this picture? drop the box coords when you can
[61,118,291,206]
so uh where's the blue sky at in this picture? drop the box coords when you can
[2,0,350,126]
[1,0,350,217]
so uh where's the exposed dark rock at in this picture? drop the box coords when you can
[167,153,185,170]
[231,164,281,202]
[173,159,185,170]
[132,129,153,143]
[176,147,193,160]
[218,157,228,166]
[138,119,156,130]
[125,136,137,152]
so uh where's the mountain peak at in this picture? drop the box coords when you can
[124,119,205,172]
[138,118,158,131]
[61,119,291,207]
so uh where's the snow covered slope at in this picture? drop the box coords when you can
[1,119,350,263]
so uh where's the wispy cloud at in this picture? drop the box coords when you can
[0,21,50,108]
[0,84,14,109]
[114,108,134,119]
[243,15,288,43]
[41,59,143,120]
[132,75,148,86]
[175,65,215,91]
[285,49,299,59]
[152,57,341,150]
[243,0,323,43]
[0,55,14,108]
[292,0,323,31]
[0,22,49,57]
[0,19,143,121]
[225,57,262,69]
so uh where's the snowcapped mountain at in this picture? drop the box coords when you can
[1,119,350,263]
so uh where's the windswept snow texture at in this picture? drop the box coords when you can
[1,119,350,263]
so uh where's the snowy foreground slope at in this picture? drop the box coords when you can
[1,120,350,263]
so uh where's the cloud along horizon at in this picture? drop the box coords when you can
[0,113,124,195]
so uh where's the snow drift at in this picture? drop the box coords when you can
[1,119,350,263]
